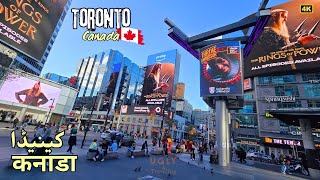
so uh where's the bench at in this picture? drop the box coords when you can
[8,152,67,167]
[150,148,163,155]
[86,151,119,160]
[126,150,145,157]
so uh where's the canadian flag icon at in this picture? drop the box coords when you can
[117,28,144,45]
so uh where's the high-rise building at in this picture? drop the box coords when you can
[43,73,69,83]
[174,99,193,124]
[0,0,73,75]
[73,50,145,113]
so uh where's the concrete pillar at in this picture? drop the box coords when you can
[216,100,228,166]
[226,109,230,165]
[18,107,27,122]
[299,119,320,179]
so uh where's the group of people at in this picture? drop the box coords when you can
[88,139,119,161]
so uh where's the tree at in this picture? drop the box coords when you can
[185,124,197,141]
[0,65,29,83]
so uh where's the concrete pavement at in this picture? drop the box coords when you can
[176,153,308,180]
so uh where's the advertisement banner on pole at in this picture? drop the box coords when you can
[200,41,243,97]
[244,0,320,78]
[0,0,68,61]
[140,50,177,107]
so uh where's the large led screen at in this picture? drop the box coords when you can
[141,50,177,108]
[244,0,320,78]
[0,0,68,61]
[0,75,61,109]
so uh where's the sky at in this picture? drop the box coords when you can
[42,0,289,110]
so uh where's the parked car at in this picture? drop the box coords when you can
[246,152,259,160]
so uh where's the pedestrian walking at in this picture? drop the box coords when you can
[13,118,19,129]
[111,141,118,152]
[190,142,195,161]
[67,124,77,154]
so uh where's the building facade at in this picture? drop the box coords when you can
[73,50,144,114]
[0,69,78,125]
[3,0,73,75]
[112,114,162,138]
[233,77,260,151]
[43,73,69,83]
[254,72,320,157]
[174,99,193,124]
[234,73,320,157]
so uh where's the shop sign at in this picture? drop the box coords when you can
[240,140,258,145]
[265,137,302,146]
[265,96,296,103]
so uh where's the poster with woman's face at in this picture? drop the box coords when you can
[0,75,61,109]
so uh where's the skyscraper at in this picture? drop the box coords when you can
[73,50,145,113]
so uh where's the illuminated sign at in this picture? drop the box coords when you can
[265,137,302,146]
[244,78,252,90]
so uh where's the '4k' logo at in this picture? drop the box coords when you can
[301,4,313,14]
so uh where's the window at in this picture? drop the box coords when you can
[244,94,253,100]
[275,86,299,96]
[236,115,258,129]
[47,45,52,51]
[302,72,320,81]
[307,100,320,108]
[277,101,302,109]
[259,74,296,84]
[304,84,320,97]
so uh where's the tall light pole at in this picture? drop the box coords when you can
[158,98,166,147]
[45,98,55,124]
[81,92,105,148]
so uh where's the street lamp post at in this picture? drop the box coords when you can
[81,92,104,148]
[45,98,55,124]
[158,99,166,147]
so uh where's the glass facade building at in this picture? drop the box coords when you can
[1,0,73,75]
[235,72,320,157]
[73,50,145,112]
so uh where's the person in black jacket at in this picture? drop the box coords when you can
[99,139,108,161]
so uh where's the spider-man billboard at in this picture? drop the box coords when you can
[200,41,243,97]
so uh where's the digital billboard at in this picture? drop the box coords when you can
[101,63,121,111]
[0,75,61,109]
[243,78,252,90]
[200,41,243,97]
[244,0,320,78]
[141,50,177,107]
[0,0,68,61]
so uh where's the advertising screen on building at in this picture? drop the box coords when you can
[244,0,320,78]
[120,105,173,119]
[243,78,252,90]
[0,75,61,109]
[101,63,121,111]
[0,0,68,61]
[200,41,243,97]
[141,50,177,107]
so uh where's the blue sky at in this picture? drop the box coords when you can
[42,0,289,110]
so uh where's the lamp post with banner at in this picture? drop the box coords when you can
[45,98,55,124]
